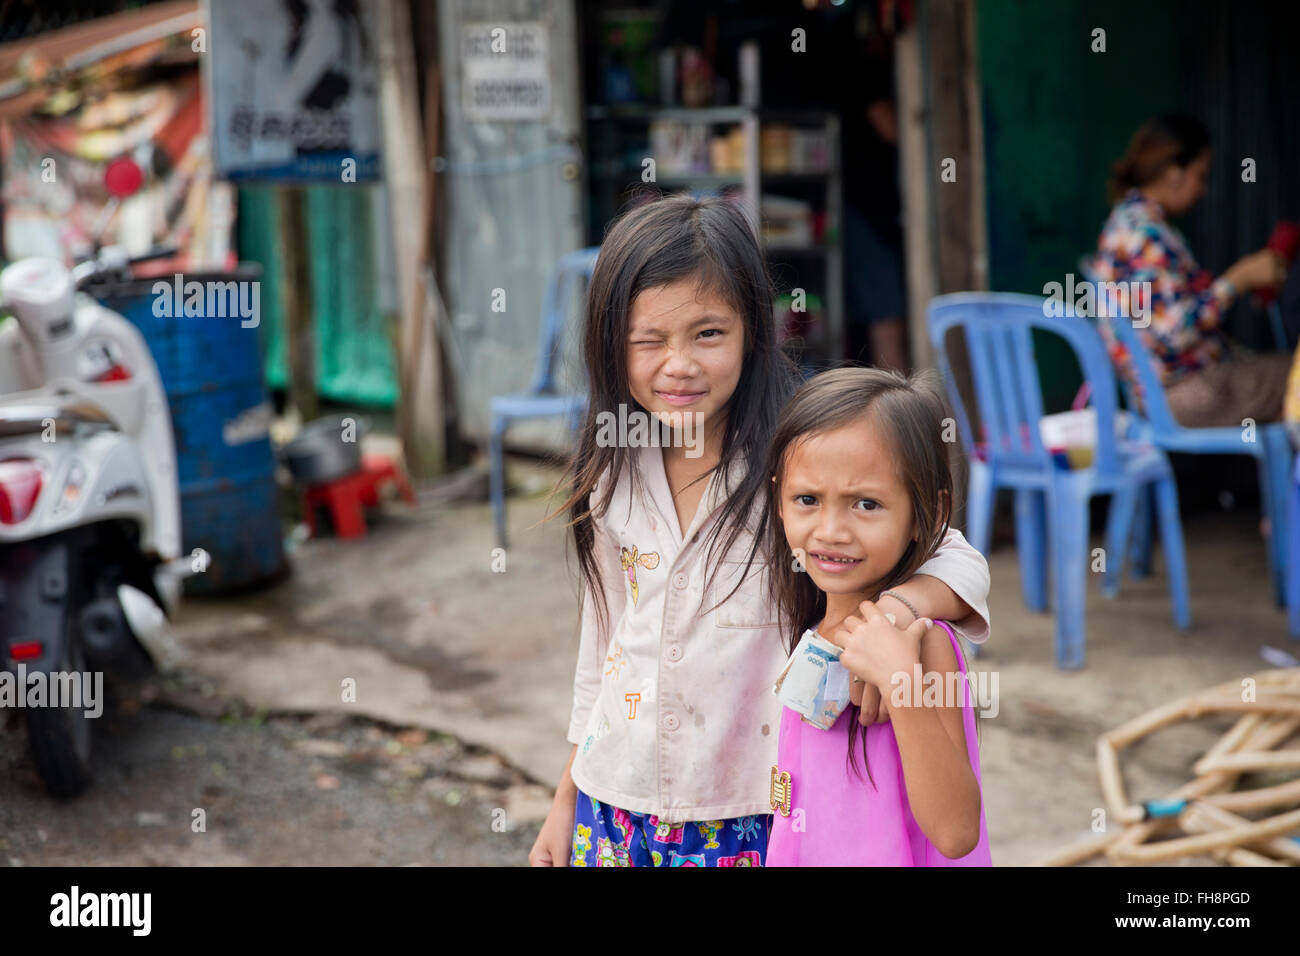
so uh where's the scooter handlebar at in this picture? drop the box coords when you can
[127,244,180,266]
[73,244,180,290]
[0,402,116,436]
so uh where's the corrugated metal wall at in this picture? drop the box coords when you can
[436,0,586,452]
[1181,0,1300,349]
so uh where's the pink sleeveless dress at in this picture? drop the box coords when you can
[766,620,992,866]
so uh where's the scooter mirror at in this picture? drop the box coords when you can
[104,157,143,199]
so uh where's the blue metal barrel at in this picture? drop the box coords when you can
[95,268,286,593]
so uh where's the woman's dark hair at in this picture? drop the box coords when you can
[764,366,963,783]
[1108,113,1211,203]
[556,192,799,638]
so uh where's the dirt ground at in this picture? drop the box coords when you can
[0,681,545,866]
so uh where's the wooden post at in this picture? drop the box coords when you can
[897,0,988,529]
[895,27,935,370]
[376,0,444,479]
[277,186,317,423]
[926,0,984,299]
[962,0,989,294]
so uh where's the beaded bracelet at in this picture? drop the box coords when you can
[879,589,920,624]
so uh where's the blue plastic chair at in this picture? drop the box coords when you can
[1289,453,1300,637]
[1074,260,1295,604]
[1070,260,1164,591]
[489,246,600,548]
[1095,286,1293,607]
[928,293,1191,669]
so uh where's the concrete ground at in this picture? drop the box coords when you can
[4,456,1296,865]
[0,704,544,866]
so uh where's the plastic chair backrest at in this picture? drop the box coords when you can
[1084,282,1183,438]
[1075,257,1200,437]
[927,293,1124,479]
[529,246,600,395]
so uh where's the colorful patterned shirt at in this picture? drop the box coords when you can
[1090,189,1237,390]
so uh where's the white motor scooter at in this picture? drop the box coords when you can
[0,245,187,797]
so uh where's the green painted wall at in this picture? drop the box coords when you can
[975,0,1187,407]
[237,186,398,408]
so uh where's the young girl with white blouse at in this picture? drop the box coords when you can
[528,194,990,867]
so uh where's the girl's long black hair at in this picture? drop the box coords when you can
[556,192,799,636]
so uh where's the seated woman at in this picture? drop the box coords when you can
[1090,113,1288,428]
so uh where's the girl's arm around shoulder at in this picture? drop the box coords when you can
[892,528,990,644]
[887,623,983,859]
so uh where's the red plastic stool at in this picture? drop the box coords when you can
[302,453,417,539]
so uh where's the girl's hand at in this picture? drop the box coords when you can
[841,604,889,724]
[528,786,577,866]
[852,678,891,725]
[835,599,932,695]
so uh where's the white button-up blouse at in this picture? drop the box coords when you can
[567,445,991,822]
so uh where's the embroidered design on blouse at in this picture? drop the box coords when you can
[605,644,626,679]
[620,545,660,605]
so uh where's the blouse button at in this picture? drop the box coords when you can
[665,644,683,662]
[662,712,680,731]
[672,572,688,590]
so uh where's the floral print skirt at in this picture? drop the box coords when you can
[570,789,771,867]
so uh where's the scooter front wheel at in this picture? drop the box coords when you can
[26,630,94,798]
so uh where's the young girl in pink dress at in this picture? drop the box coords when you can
[764,367,991,866]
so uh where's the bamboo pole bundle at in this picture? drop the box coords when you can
[1035,669,1300,866]
[1181,801,1300,862]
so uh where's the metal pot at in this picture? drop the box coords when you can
[281,414,370,484]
